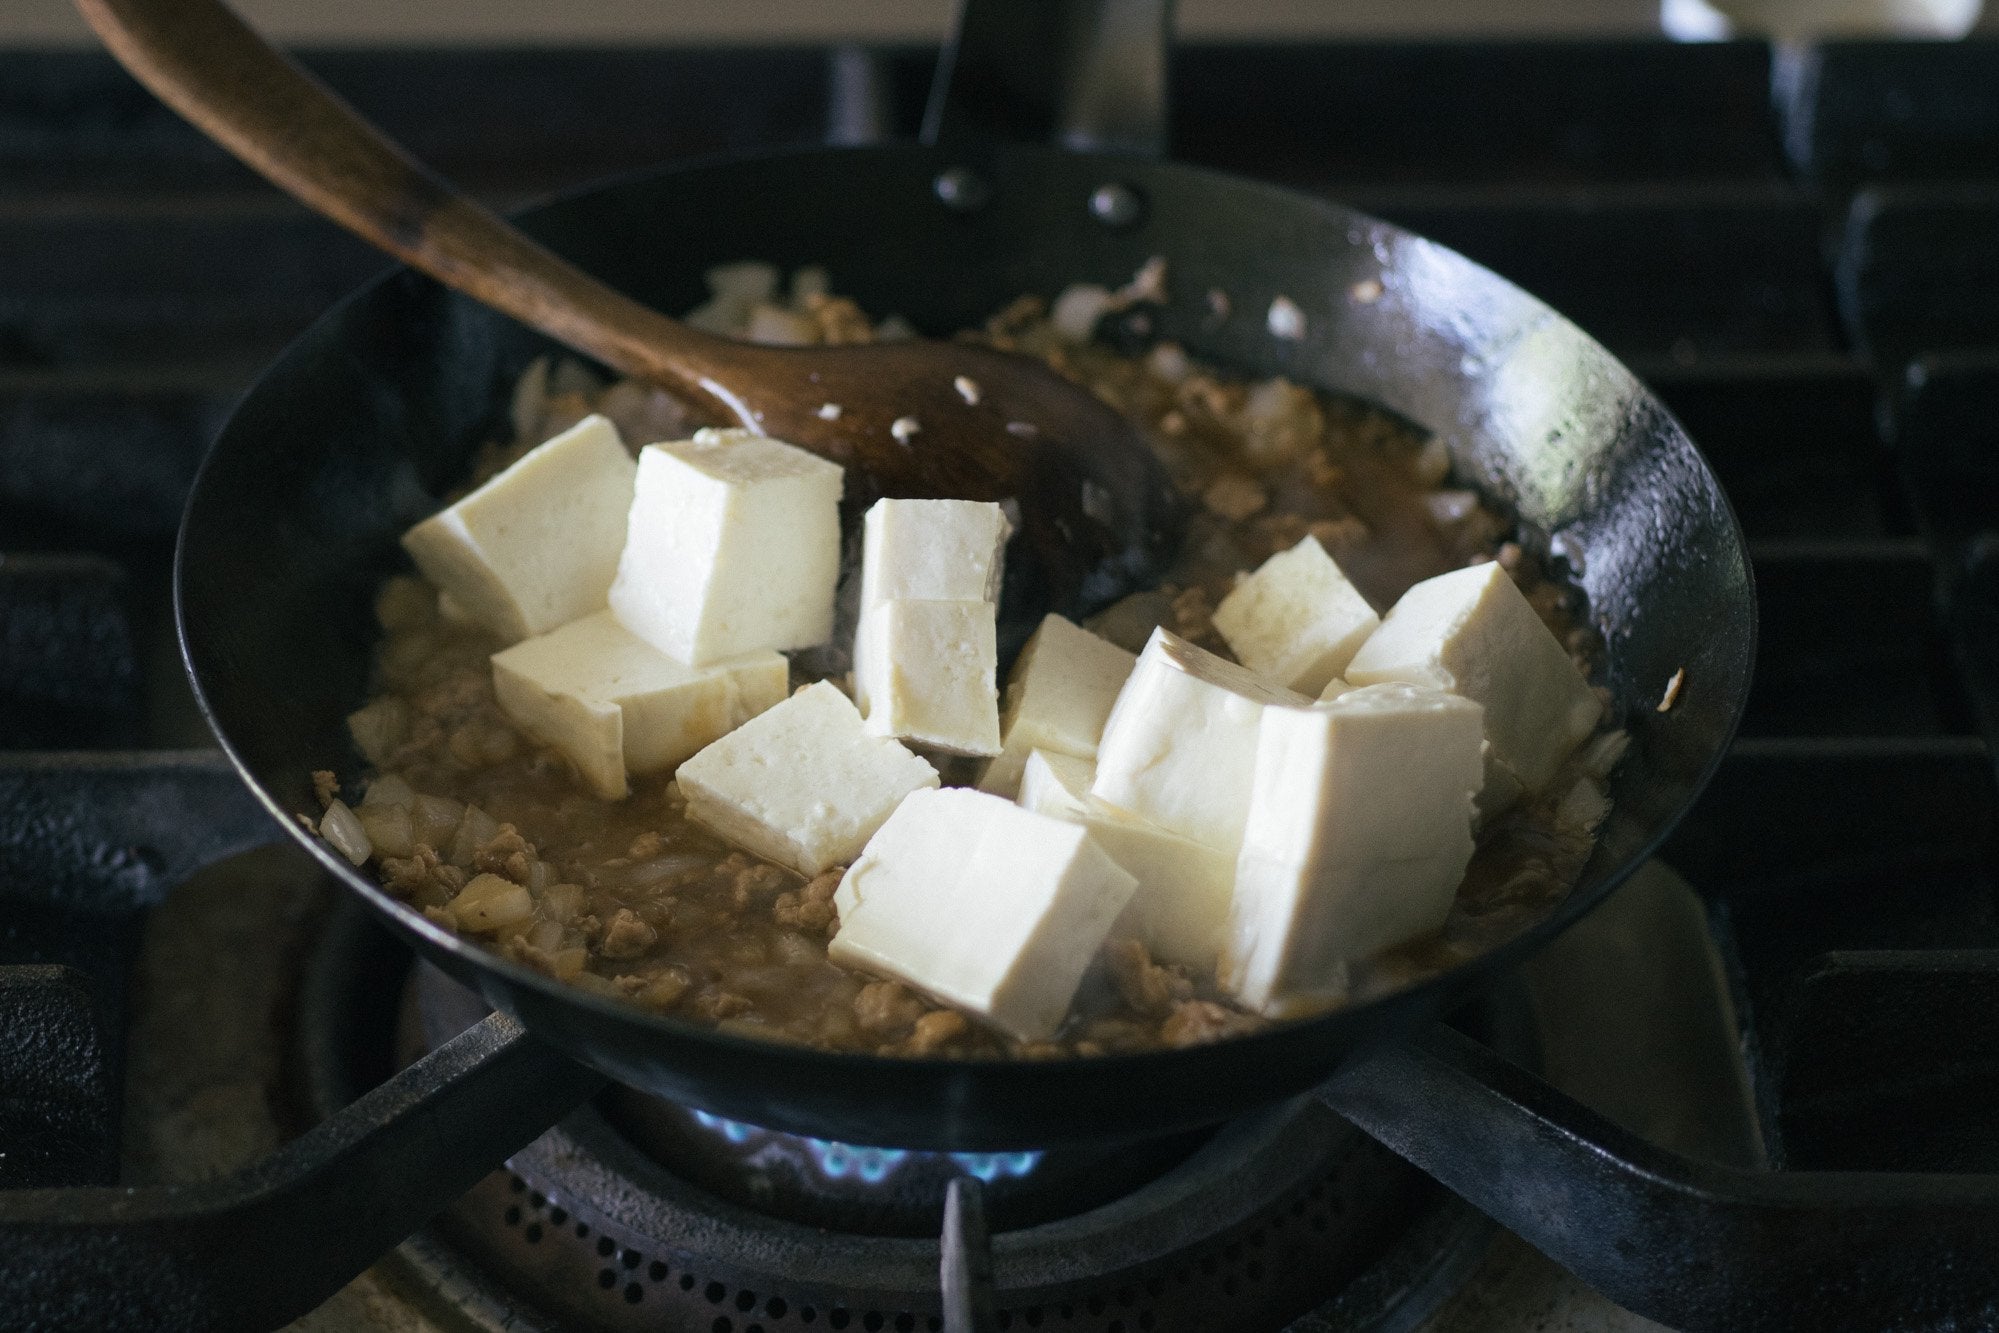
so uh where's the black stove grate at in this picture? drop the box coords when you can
[3,37,1998,1333]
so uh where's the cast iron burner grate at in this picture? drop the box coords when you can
[351,930,1512,1333]
[434,1106,1487,1333]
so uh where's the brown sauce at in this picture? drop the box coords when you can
[321,283,1618,1058]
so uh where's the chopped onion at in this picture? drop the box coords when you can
[346,698,408,768]
[1412,437,1452,487]
[356,803,415,859]
[1050,284,1113,342]
[410,794,465,849]
[450,805,501,869]
[361,773,414,808]
[447,873,533,932]
[508,356,549,444]
[319,800,372,866]
[1147,341,1191,384]
[744,303,817,346]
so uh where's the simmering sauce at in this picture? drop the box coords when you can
[323,286,1619,1058]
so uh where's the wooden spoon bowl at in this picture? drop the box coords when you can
[76,0,1185,629]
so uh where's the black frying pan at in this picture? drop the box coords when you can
[147,4,1752,1149]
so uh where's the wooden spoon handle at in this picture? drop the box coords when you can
[76,0,739,419]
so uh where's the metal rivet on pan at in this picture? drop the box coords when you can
[933,167,991,211]
[1089,182,1144,228]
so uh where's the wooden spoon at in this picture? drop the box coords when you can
[76,0,1184,625]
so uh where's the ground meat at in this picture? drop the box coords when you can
[801,293,875,345]
[854,980,928,1036]
[1308,515,1369,553]
[1300,448,1343,489]
[774,869,842,936]
[1105,939,1195,1016]
[719,853,788,908]
[1162,1000,1263,1047]
[693,988,753,1021]
[473,823,535,883]
[1252,511,1313,553]
[448,720,518,768]
[1202,472,1268,520]
[1169,585,1216,642]
[907,1009,969,1056]
[380,845,466,908]
[598,908,658,960]
[414,665,488,721]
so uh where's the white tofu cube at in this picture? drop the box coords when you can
[1224,682,1485,1017]
[1090,628,1309,855]
[1232,854,1473,1017]
[977,614,1137,798]
[401,414,636,643]
[1325,671,1528,819]
[830,788,1136,1041]
[1019,750,1236,970]
[831,784,983,924]
[857,498,1010,610]
[609,428,844,666]
[854,600,1001,755]
[490,612,787,801]
[1345,561,1602,809]
[676,680,938,876]
[851,498,1010,750]
[1212,536,1380,694]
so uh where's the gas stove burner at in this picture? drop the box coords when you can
[686,1108,1046,1185]
[301,917,1515,1331]
[434,1087,1491,1333]
[597,1082,1211,1237]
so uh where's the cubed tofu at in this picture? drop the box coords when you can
[401,414,636,643]
[1019,750,1235,970]
[1322,672,1526,819]
[609,428,844,666]
[1345,562,1601,810]
[676,680,938,876]
[1223,682,1485,1017]
[977,614,1137,798]
[1212,536,1380,694]
[1090,628,1309,855]
[851,498,1009,750]
[857,498,1010,610]
[854,600,1001,755]
[832,784,985,923]
[830,787,1136,1041]
[490,611,787,800]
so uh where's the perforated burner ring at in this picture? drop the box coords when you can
[439,1089,1487,1333]
[299,907,1513,1332]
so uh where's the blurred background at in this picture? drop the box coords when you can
[0,0,1992,43]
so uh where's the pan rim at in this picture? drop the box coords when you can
[173,137,1758,1088]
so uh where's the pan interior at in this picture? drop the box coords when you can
[175,142,1752,1148]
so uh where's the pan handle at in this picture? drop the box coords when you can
[923,0,1173,157]
[1320,1022,1999,1331]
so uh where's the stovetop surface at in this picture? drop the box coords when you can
[4,35,1999,1333]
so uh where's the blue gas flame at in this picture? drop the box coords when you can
[690,1110,1044,1183]
[948,1151,1043,1183]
